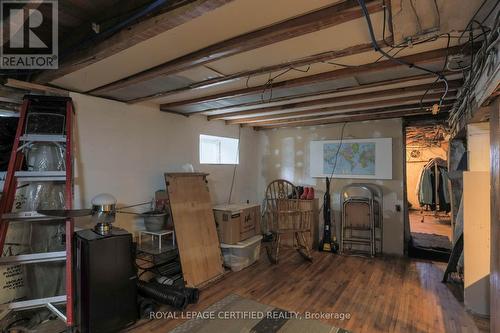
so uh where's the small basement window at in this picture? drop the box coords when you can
[199,134,239,164]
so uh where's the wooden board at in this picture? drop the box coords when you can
[463,171,491,316]
[165,173,223,288]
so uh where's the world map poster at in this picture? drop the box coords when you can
[324,142,376,175]
[310,138,392,179]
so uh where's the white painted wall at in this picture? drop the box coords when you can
[71,93,260,232]
[71,94,407,255]
[256,118,405,255]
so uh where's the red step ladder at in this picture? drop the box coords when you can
[0,95,74,327]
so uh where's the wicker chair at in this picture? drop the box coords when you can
[264,179,313,264]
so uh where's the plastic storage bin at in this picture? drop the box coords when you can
[220,235,263,272]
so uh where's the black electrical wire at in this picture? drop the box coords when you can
[419,33,451,110]
[328,122,347,183]
[317,121,347,215]
[381,0,393,47]
[480,0,500,25]
[356,0,449,109]
[249,0,482,107]
[260,65,311,102]
[357,0,447,80]
[227,124,242,204]
[433,0,441,29]
[457,0,491,43]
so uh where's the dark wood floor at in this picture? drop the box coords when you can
[129,250,489,333]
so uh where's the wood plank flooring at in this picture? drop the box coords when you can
[410,210,452,240]
[128,250,488,333]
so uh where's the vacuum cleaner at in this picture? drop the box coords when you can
[319,177,339,253]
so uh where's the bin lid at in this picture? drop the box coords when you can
[213,203,260,213]
[220,235,263,248]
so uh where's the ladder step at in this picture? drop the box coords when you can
[19,134,66,142]
[2,211,66,221]
[0,251,66,265]
[0,295,66,311]
[15,171,66,182]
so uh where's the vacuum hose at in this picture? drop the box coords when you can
[137,280,188,310]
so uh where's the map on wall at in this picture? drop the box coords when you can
[324,142,376,175]
[310,138,392,179]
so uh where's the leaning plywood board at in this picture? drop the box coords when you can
[165,173,223,287]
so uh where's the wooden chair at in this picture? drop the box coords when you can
[264,179,313,264]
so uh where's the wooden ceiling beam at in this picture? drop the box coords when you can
[0,96,21,105]
[246,104,440,127]
[33,0,235,83]
[213,80,461,121]
[254,107,452,130]
[0,102,21,112]
[5,79,69,96]
[88,0,384,95]
[190,71,459,115]
[229,93,454,125]
[250,104,453,127]
[129,41,381,104]
[160,45,466,110]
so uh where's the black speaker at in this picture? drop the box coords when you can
[74,228,137,333]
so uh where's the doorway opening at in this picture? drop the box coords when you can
[405,124,452,261]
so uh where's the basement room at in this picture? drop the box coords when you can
[0,0,499,332]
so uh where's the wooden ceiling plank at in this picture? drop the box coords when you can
[188,71,458,115]
[0,96,21,105]
[88,0,384,95]
[159,45,465,110]
[229,92,454,124]
[129,41,381,104]
[254,107,452,130]
[213,80,461,121]
[245,105,432,126]
[33,0,235,83]
[245,102,454,126]
[5,79,69,96]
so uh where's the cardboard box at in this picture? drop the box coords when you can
[213,203,261,244]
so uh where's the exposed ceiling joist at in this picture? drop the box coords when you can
[0,84,27,102]
[250,103,453,127]
[254,107,451,130]
[210,80,461,121]
[88,0,384,95]
[0,102,20,112]
[197,71,459,115]
[129,41,382,104]
[227,92,454,124]
[34,0,235,83]
[5,79,69,96]
[160,45,466,110]
[0,96,21,105]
